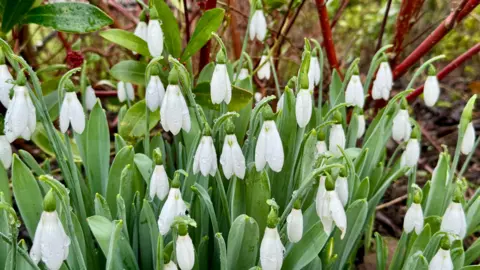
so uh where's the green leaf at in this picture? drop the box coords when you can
[424,153,450,217]
[94,193,113,220]
[87,215,139,270]
[32,124,81,161]
[192,183,220,233]
[215,233,228,270]
[193,82,254,112]
[11,155,43,237]
[139,200,159,270]
[283,221,329,270]
[119,100,160,141]
[18,150,45,177]
[86,101,110,196]
[0,166,11,205]
[245,168,271,235]
[134,153,153,183]
[352,177,370,201]
[465,236,480,265]
[403,251,429,270]
[181,8,225,61]
[406,224,431,259]
[152,0,181,57]
[227,215,260,270]
[234,77,253,144]
[452,247,465,270]
[375,233,388,270]
[100,29,150,57]
[1,0,34,32]
[23,3,113,33]
[0,205,9,270]
[110,60,147,86]
[466,195,480,235]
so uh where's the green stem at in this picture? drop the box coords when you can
[459,136,480,179]
[0,232,40,270]
[363,44,392,93]
[405,55,445,91]
[215,172,231,228]
[234,6,255,84]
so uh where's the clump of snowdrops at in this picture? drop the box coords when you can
[0,3,479,270]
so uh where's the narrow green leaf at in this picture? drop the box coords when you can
[1,0,34,32]
[215,233,228,270]
[193,82,254,112]
[110,60,147,86]
[18,150,45,177]
[227,215,260,270]
[105,220,123,270]
[139,200,159,270]
[192,183,220,233]
[106,146,134,217]
[0,166,11,205]
[245,168,271,235]
[424,152,450,217]
[94,194,113,220]
[119,100,160,141]
[465,236,480,265]
[375,233,387,270]
[152,0,181,57]
[100,29,150,56]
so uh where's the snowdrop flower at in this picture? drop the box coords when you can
[164,261,178,270]
[255,119,284,172]
[146,75,165,111]
[308,55,321,90]
[149,150,169,200]
[335,173,348,207]
[429,237,453,270]
[400,138,420,169]
[296,89,312,128]
[220,129,246,179]
[160,69,191,135]
[287,203,303,243]
[257,55,271,80]
[392,108,411,143]
[85,85,97,110]
[254,92,263,104]
[211,50,232,104]
[403,186,424,234]
[424,76,440,107]
[356,113,366,139]
[316,140,327,157]
[0,64,13,108]
[30,190,70,270]
[329,121,345,157]
[460,122,475,155]
[158,179,187,235]
[147,16,164,57]
[440,201,466,239]
[372,61,393,100]
[117,81,135,102]
[249,1,267,41]
[316,176,347,238]
[260,215,284,270]
[235,67,249,81]
[0,136,12,169]
[60,91,85,134]
[134,21,147,42]
[193,135,217,177]
[176,224,195,270]
[345,75,364,108]
[5,85,36,142]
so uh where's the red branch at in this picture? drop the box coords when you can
[406,42,480,101]
[198,0,217,71]
[393,0,480,80]
[315,0,341,75]
[227,0,241,58]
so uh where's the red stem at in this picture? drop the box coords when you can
[406,42,480,101]
[393,0,480,80]
[315,0,341,75]
[57,32,71,52]
[227,0,241,58]
[198,0,217,71]
[183,0,191,43]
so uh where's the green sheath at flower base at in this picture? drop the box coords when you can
[400,97,409,110]
[255,0,263,10]
[15,69,27,86]
[293,198,302,210]
[262,105,275,121]
[440,235,451,250]
[410,125,420,139]
[216,50,226,64]
[427,64,436,76]
[339,167,347,178]
[139,10,147,22]
[266,207,279,228]
[64,79,76,92]
[412,185,423,204]
[43,189,57,212]
[452,183,464,203]
[171,173,181,188]
[149,7,159,20]
[333,110,342,124]
[168,67,179,85]
[287,76,296,89]
[0,49,5,65]
[459,95,477,133]
[224,119,235,134]
[317,128,326,141]
[150,64,161,76]
[153,148,163,165]
[352,64,360,76]
[300,71,309,90]
[178,222,189,236]
[325,173,335,191]
[202,124,212,136]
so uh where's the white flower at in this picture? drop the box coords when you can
[5,85,36,142]
[335,176,348,207]
[356,114,366,139]
[403,203,424,234]
[392,109,411,143]
[260,227,285,270]
[329,124,345,157]
[30,211,70,270]
[255,120,284,172]
[249,10,267,41]
[0,64,13,108]
[254,92,263,104]
[257,56,271,80]
[193,136,217,177]
[316,140,327,157]
[117,81,135,102]
[176,234,195,270]
[277,93,284,112]
[160,84,191,135]
[424,75,440,107]
[296,89,312,128]
[146,75,165,111]
[460,122,475,155]
[158,188,187,235]
[316,185,347,239]
[164,261,178,270]
[147,19,164,57]
[440,202,466,239]
[211,64,232,104]
[60,92,85,134]
[0,136,12,169]
[149,165,169,201]
[220,134,246,179]
[235,68,249,81]
[308,56,321,90]
[85,85,97,111]
[429,248,453,270]
[372,62,393,100]
[134,21,148,41]
[287,208,303,243]
[345,75,364,108]
[400,139,420,168]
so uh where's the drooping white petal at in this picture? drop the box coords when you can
[125,82,135,101]
[403,203,424,235]
[295,89,312,128]
[220,138,233,179]
[0,136,12,169]
[158,188,186,235]
[194,136,217,177]
[147,19,164,57]
[180,91,191,133]
[5,86,29,142]
[316,140,327,157]
[176,234,195,270]
[335,177,348,207]
[329,191,347,239]
[134,21,148,41]
[161,85,183,135]
[329,124,345,157]
[117,81,126,102]
[260,227,285,270]
[231,137,246,179]
[257,56,271,80]
[220,134,246,179]
[235,68,249,81]
[308,57,321,90]
[265,121,284,172]
[400,139,420,168]
[255,122,267,171]
[146,76,165,111]
[250,10,267,41]
[25,93,36,140]
[249,11,258,41]
[0,64,13,108]
[440,202,466,239]
[255,92,263,104]
[424,76,440,107]
[356,115,366,139]
[150,165,169,201]
[372,62,393,101]
[287,208,303,243]
[60,92,85,134]
[211,64,232,104]
[85,85,97,111]
[164,261,179,270]
[392,109,411,143]
[345,75,364,108]
[461,122,475,155]
[429,248,453,270]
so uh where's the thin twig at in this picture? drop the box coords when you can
[330,0,349,29]
[376,194,408,210]
[376,0,393,51]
